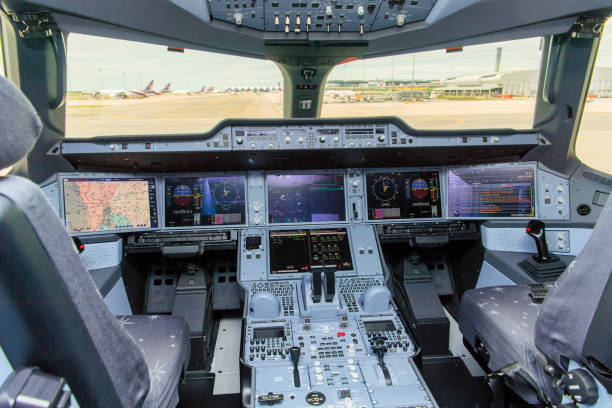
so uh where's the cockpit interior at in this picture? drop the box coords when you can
[0,0,612,407]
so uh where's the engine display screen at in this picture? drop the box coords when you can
[267,173,346,224]
[164,176,246,227]
[447,165,536,218]
[364,320,396,334]
[253,327,285,339]
[63,177,158,234]
[269,228,353,274]
[366,171,442,220]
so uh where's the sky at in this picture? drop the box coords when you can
[66,26,612,92]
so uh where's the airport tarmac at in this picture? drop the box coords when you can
[66,93,612,173]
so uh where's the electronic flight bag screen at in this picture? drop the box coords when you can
[366,171,442,220]
[266,173,346,224]
[164,176,246,227]
[447,165,536,218]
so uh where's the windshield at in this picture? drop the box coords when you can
[322,37,543,129]
[576,21,612,174]
[66,34,283,138]
[67,35,542,137]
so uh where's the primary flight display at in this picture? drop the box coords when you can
[366,171,442,220]
[164,176,246,227]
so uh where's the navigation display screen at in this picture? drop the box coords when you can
[267,173,346,224]
[269,228,353,274]
[63,177,158,233]
[447,165,536,218]
[165,176,246,227]
[366,171,442,220]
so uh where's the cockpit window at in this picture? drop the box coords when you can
[321,37,543,130]
[576,21,612,174]
[65,34,283,138]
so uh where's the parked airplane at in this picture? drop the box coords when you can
[95,80,155,98]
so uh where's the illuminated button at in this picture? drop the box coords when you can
[316,374,324,381]
[298,137,304,143]
[296,15,301,25]
[268,143,274,148]
[337,332,346,337]
[396,13,405,26]
[348,365,356,371]
[357,5,364,15]
[350,372,359,379]
[325,5,332,15]
[274,15,280,25]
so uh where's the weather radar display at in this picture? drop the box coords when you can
[366,171,442,220]
[165,176,246,227]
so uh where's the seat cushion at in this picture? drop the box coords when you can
[119,315,190,408]
[459,285,562,404]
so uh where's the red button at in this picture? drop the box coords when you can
[337,332,346,337]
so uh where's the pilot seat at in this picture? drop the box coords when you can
[0,76,190,407]
[459,198,612,406]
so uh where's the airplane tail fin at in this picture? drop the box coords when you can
[163,83,171,91]
[145,80,154,90]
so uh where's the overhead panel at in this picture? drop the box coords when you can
[208,0,438,33]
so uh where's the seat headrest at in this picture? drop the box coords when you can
[0,76,43,169]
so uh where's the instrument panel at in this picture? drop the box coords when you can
[47,162,570,235]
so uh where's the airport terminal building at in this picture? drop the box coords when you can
[434,67,612,98]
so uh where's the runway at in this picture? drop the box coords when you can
[66,93,612,173]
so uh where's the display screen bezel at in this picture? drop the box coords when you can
[59,173,160,235]
[265,170,349,226]
[445,163,538,220]
[162,173,248,229]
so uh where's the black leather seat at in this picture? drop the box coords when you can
[0,76,190,407]
[459,198,612,405]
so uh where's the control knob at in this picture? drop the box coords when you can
[396,14,406,26]
[236,137,244,145]
[319,136,326,143]
[377,135,385,142]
